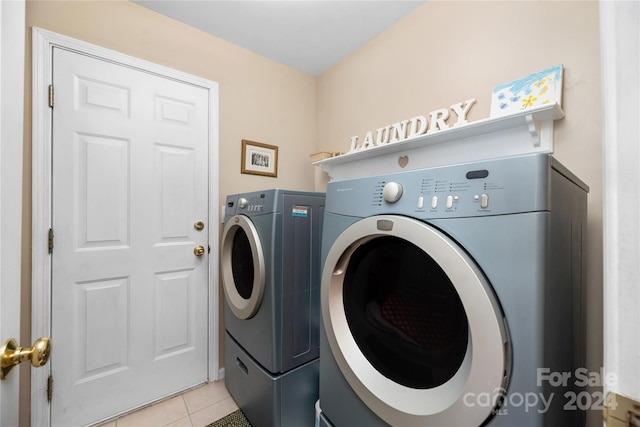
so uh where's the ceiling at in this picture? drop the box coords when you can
[133,0,426,76]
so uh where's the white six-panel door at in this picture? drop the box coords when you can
[50,46,210,426]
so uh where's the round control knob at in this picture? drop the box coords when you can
[237,197,248,209]
[382,182,403,203]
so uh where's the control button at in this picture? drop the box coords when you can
[446,195,453,209]
[418,196,424,209]
[237,197,248,209]
[382,182,403,203]
[474,195,480,201]
[431,196,438,209]
[480,193,489,209]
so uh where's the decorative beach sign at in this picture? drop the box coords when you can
[490,64,563,117]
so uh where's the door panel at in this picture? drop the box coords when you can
[51,46,209,426]
[221,216,266,320]
[321,215,509,427]
[75,278,129,381]
[77,134,129,248]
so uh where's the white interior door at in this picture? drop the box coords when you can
[0,1,25,425]
[50,46,210,426]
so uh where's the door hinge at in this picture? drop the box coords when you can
[48,85,54,108]
[47,375,53,402]
[48,228,54,254]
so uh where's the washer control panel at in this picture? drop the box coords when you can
[375,175,494,213]
[225,191,272,216]
[327,154,553,218]
[232,195,265,213]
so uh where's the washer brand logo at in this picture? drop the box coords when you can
[377,220,394,231]
[336,187,353,192]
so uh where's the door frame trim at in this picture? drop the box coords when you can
[31,27,220,426]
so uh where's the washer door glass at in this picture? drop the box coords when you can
[230,228,255,299]
[344,235,468,390]
[321,215,510,427]
[221,215,266,319]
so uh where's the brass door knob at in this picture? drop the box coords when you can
[194,245,205,256]
[1,337,51,380]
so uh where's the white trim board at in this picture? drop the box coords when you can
[601,1,640,402]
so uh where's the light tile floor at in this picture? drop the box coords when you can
[96,381,239,427]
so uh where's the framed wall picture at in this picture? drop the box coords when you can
[241,139,278,177]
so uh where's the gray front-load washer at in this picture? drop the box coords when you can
[318,154,588,426]
[221,189,325,427]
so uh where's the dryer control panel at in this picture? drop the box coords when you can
[326,154,578,219]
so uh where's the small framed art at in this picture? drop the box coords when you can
[241,139,278,177]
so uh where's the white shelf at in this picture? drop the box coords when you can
[314,103,564,181]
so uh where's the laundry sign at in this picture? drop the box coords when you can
[348,98,477,153]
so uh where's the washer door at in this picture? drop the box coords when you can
[322,215,510,426]
[221,215,266,319]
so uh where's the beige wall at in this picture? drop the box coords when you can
[317,1,602,425]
